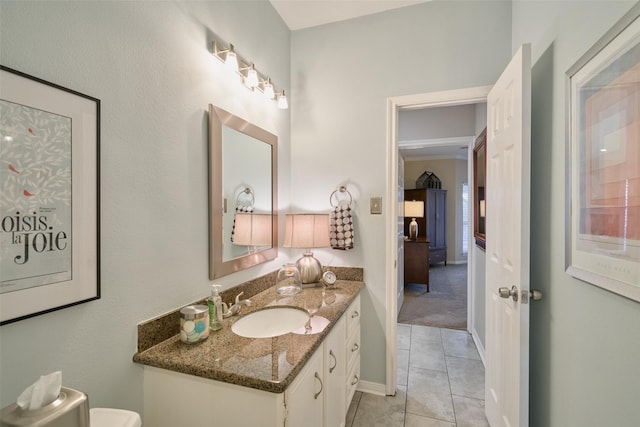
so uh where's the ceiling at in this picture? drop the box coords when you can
[270,0,431,30]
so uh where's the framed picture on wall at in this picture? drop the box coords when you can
[565,3,640,302]
[0,66,100,324]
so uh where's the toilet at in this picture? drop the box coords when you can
[90,408,141,427]
[0,387,141,427]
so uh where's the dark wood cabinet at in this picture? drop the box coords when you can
[405,188,447,265]
[404,239,430,291]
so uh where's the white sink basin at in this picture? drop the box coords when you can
[231,306,310,338]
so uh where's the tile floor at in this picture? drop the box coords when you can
[346,324,489,427]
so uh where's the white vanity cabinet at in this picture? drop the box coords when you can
[285,344,324,427]
[323,315,347,427]
[141,295,361,427]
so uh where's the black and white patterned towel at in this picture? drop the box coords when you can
[330,206,354,250]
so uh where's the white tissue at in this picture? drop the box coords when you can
[16,371,62,410]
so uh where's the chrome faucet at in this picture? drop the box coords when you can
[222,292,252,318]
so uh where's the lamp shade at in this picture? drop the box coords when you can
[404,200,424,218]
[232,213,272,246]
[284,214,330,249]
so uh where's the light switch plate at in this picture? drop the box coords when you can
[370,197,382,214]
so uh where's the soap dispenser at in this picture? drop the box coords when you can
[208,284,223,331]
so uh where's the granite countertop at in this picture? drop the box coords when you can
[133,279,364,394]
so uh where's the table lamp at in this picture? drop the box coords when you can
[284,214,330,284]
[404,200,424,241]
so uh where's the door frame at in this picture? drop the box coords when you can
[385,85,493,394]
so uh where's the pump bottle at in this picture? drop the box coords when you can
[208,284,223,331]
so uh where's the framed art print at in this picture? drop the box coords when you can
[566,3,640,302]
[0,66,100,324]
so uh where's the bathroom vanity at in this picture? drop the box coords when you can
[133,271,363,427]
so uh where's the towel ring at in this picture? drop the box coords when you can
[236,187,255,207]
[330,186,353,208]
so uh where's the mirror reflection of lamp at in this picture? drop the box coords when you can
[284,214,330,284]
[479,200,486,218]
[232,213,272,253]
[404,200,424,241]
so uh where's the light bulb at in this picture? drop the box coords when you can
[225,45,239,72]
[246,67,259,88]
[277,91,288,109]
[263,79,275,99]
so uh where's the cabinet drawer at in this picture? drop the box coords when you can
[345,359,360,408]
[346,327,360,371]
[346,295,361,337]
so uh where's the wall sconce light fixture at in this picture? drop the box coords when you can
[212,39,288,109]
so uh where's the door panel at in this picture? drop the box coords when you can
[485,44,531,427]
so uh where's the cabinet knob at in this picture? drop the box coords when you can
[351,375,359,386]
[351,343,359,353]
[351,310,359,319]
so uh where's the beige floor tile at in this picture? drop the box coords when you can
[351,387,406,427]
[446,356,485,400]
[397,348,410,387]
[410,324,442,342]
[352,327,488,427]
[406,367,455,422]
[442,329,480,360]
[409,337,446,372]
[452,395,490,427]
[398,323,412,351]
[405,413,456,427]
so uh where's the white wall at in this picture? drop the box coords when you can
[290,0,512,386]
[0,0,290,414]
[513,1,640,426]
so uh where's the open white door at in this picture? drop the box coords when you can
[485,44,535,427]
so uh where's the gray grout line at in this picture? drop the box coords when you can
[442,330,458,427]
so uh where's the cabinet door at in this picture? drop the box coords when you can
[286,348,323,427]
[426,189,437,244]
[435,190,447,247]
[324,317,346,427]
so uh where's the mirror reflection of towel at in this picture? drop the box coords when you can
[330,206,354,250]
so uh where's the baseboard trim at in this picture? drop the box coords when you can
[356,380,387,396]
[471,326,486,367]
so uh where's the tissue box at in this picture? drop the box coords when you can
[0,387,90,427]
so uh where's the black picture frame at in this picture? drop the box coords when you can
[0,66,101,324]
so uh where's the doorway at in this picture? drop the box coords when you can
[398,104,483,331]
[384,86,491,395]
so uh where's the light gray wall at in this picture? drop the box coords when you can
[398,105,477,141]
[0,0,290,414]
[512,1,640,426]
[290,0,512,385]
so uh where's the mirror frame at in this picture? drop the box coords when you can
[473,127,486,250]
[208,105,278,279]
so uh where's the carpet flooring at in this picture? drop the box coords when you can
[398,263,467,330]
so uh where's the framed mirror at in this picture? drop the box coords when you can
[473,128,486,250]
[209,105,278,279]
